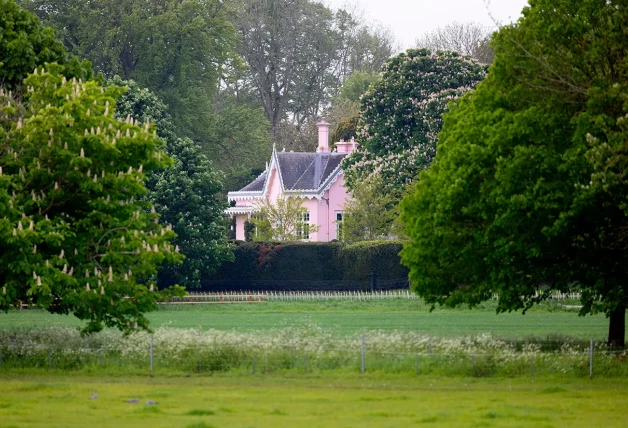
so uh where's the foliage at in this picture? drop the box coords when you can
[19,0,238,152]
[330,116,359,147]
[243,219,255,242]
[108,76,177,145]
[342,176,402,243]
[149,137,233,288]
[0,64,184,333]
[250,196,319,242]
[207,99,272,173]
[0,0,92,89]
[209,241,408,286]
[400,0,628,346]
[342,48,486,191]
[235,0,395,138]
[415,21,494,64]
[110,77,233,289]
[337,71,381,103]
[327,72,380,146]
[224,166,265,193]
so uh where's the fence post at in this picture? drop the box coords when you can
[0,350,3,369]
[415,354,419,376]
[99,348,102,368]
[361,335,366,374]
[589,339,593,379]
[251,355,256,374]
[429,337,433,359]
[198,352,202,374]
[530,356,534,377]
[290,339,295,368]
[48,347,52,370]
[149,334,154,372]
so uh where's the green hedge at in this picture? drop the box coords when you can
[202,241,409,291]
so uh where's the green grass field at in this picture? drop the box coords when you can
[2,300,627,426]
[0,299,618,340]
[1,372,627,427]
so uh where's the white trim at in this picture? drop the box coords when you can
[228,152,347,202]
[225,206,260,216]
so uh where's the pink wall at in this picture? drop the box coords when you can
[230,172,351,242]
[235,214,246,240]
[266,167,282,202]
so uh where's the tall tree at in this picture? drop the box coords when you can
[342,176,402,243]
[342,49,486,191]
[19,0,237,150]
[0,64,183,333]
[250,195,319,242]
[235,0,394,139]
[400,0,628,347]
[110,77,234,289]
[0,0,91,88]
[415,21,494,64]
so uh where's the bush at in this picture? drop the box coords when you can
[202,241,409,291]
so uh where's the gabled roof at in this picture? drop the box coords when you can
[228,150,347,200]
[278,152,345,191]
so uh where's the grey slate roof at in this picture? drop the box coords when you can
[236,152,346,193]
[240,171,267,192]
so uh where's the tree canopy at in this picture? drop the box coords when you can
[0,64,183,333]
[235,0,395,142]
[19,0,238,152]
[342,49,486,191]
[110,77,233,289]
[0,0,92,88]
[400,0,628,347]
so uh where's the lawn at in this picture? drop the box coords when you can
[0,372,627,427]
[0,299,618,340]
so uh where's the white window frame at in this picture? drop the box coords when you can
[335,211,344,241]
[297,212,310,240]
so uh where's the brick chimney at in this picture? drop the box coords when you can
[316,121,330,153]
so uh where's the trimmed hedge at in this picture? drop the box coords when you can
[202,240,409,291]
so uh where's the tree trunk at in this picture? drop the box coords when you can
[608,304,625,349]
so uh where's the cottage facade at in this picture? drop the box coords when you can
[227,122,359,241]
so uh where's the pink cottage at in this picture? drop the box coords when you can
[227,121,359,241]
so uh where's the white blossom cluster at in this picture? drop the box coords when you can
[343,50,486,191]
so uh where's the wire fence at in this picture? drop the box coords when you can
[1,335,625,378]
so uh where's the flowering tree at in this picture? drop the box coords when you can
[0,64,183,333]
[342,49,486,191]
[250,196,319,241]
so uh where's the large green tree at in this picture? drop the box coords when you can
[19,0,237,150]
[0,0,91,88]
[110,77,234,289]
[342,49,486,191]
[400,0,628,347]
[235,0,394,140]
[0,64,183,333]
